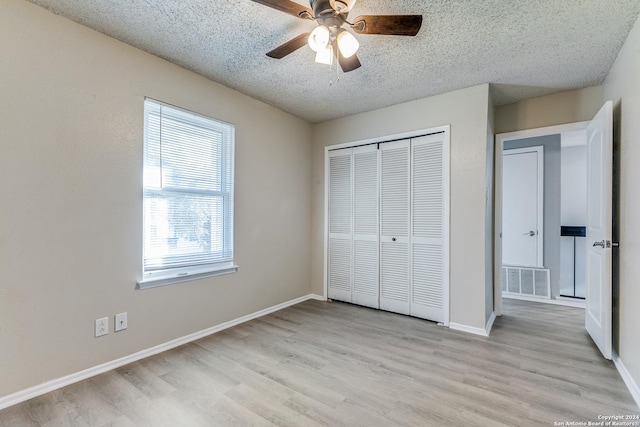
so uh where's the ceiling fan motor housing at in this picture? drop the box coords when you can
[329,0,353,12]
[310,0,347,18]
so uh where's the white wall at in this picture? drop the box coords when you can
[561,146,588,225]
[0,0,312,398]
[603,12,640,399]
[560,145,587,297]
[311,84,493,331]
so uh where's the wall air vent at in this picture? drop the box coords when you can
[501,266,551,299]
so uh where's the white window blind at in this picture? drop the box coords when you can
[140,99,235,288]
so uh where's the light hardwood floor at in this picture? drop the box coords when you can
[0,299,638,426]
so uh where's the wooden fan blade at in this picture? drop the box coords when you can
[267,33,310,59]
[250,0,314,19]
[351,15,422,36]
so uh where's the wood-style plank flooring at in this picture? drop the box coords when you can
[0,299,638,426]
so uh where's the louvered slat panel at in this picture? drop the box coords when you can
[410,135,446,322]
[413,142,443,238]
[534,269,549,297]
[354,150,378,235]
[381,242,409,301]
[508,268,520,293]
[354,241,378,296]
[353,240,379,308]
[329,153,352,235]
[380,241,410,314]
[502,267,507,291]
[521,269,534,295]
[328,149,353,302]
[329,238,352,302]
[381,146,409,238]
[412,244,442,308]
[353,146,379,308]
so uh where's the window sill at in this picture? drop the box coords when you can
[137,263,238,290]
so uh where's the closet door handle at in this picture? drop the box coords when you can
[391,237,396,242]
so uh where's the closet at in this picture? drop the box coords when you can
[326,129,449,323]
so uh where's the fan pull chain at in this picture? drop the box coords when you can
[329,48,340,86]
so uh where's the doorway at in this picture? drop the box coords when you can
[494,102,614,361]
[494,122,589,317]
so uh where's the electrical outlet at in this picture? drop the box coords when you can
[95,317,109,337]
[115,312,127,332]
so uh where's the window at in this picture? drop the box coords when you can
[138,99,236,289]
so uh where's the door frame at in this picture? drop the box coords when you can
[494,121,589,316]
[323,125,450,325]
[502,145,545,268]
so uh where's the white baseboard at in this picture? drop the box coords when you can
[503,293,585,308]
[613,352,640,410]
[450,313,495,337]
[449,321,490,337]
[0,293,322,411]
[485,312,496,336]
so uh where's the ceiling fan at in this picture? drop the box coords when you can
[250,0,423,72]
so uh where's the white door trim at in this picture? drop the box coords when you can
[494,121,589,316]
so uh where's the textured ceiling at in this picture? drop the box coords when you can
[26,0,640,123]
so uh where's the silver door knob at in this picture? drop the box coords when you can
[593,240,605,248]
[522,230,536,236]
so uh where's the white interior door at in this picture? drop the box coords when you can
[379,139,411,315]
[585,101,613,360]
[502,146,544,267]
[352,145,379,308]
[410,134,448,322]
[328,149,353,302]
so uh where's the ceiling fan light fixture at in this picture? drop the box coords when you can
[329,0,357,13]
[337,29,359,58]
[315,44,333,65]
[308,25,330,52]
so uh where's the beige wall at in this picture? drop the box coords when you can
[311,84,492,330]
[603,13,640,398]
[0,0,312,398]
[494,86,603,134]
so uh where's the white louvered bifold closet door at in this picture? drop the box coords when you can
[328,149,353,302]
[352,145,379,308]
[326,128,449,324]
[379,140,411,315]
[411,134,448,322]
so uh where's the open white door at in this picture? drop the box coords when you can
[585,101,613,360]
